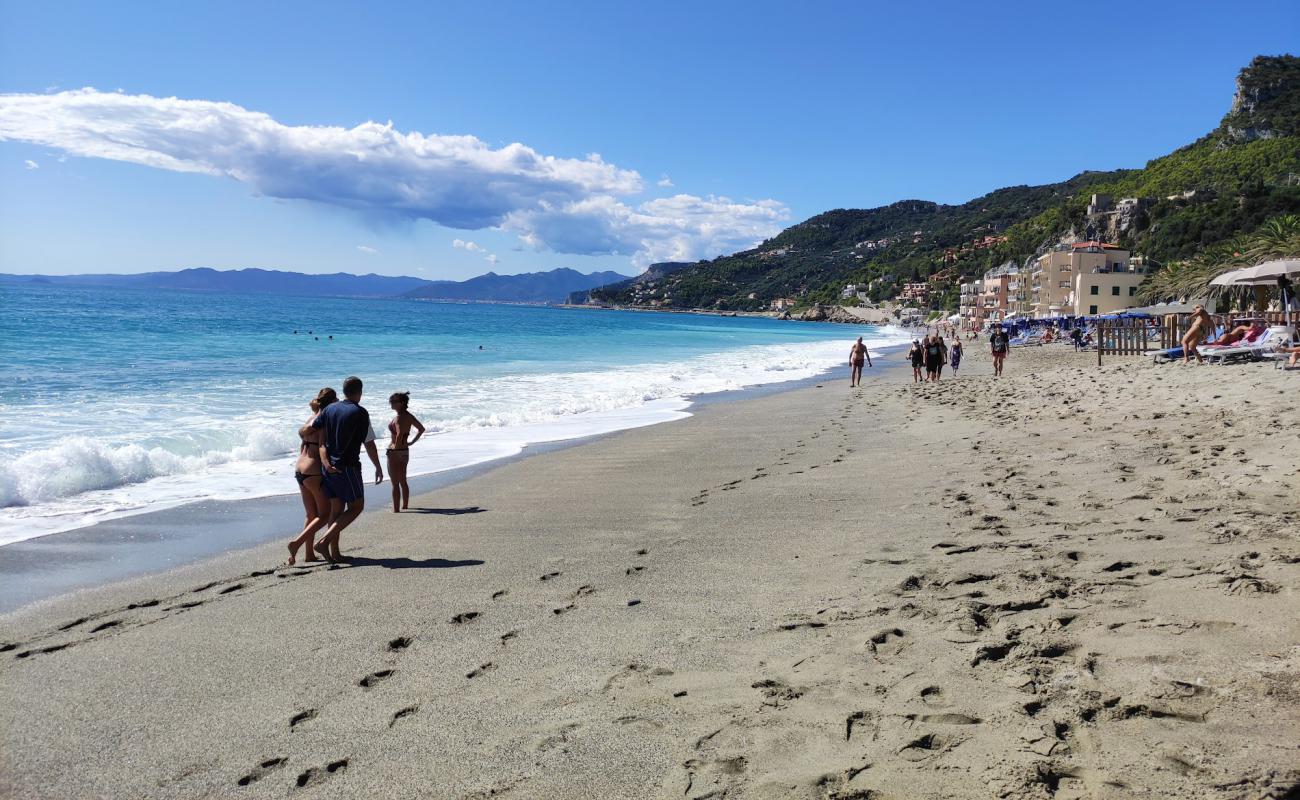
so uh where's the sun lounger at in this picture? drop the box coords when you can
[1203,326,1291,364]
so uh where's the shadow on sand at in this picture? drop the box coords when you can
[403,506,487,515]
[345,556,485,570]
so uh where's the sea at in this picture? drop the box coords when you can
[0,283,911,546]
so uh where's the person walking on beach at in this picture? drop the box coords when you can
[924,335,944,382]
[949,338,963,374]
[386,392,425,512]
[286,388,337,565]
[1181,305,1216,364]
[304,375,384,562]
[908,339,924,383]
[989,324,1010,376]
[848,336,872,387]
[934,336,949,380]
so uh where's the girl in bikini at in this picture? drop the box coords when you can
[287,387,337,564]
[387,392,426,512]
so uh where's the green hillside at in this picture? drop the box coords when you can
[589,54,1300,313]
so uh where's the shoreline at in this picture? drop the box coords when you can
[0,354,908,614]
[4,344,1293,798]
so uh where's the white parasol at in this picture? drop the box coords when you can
[1209,259,1299,335]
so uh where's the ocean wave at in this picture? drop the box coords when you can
[0,327,911,542]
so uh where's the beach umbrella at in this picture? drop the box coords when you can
[1209,259,1300,286]
[1210,260,1299,337]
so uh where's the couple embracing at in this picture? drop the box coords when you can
[287,375,425,564]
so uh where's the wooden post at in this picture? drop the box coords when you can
[1098,320,1104,367]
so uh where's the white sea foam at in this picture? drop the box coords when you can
[0,327,912,545]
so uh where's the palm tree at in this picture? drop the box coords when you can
[1137,214,1300,303]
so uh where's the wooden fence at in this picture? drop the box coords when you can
[1097,318,1155,365]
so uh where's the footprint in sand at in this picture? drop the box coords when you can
[467,662,496,679]
[289,709,317,730]
[450,611,481,624]
[359,669,394,689]
[237,757,288,786]
[294,759,348,789]
[390,705,418,727]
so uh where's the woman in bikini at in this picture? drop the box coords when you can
[1180,306,1216,364]
[387,392,426,512]
[287,387,337,564]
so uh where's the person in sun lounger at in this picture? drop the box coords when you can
[1211,321,1265,347]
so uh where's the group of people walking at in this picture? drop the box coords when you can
[851,322,1015,387]
[287,375,426,564]
[906,334,963,383]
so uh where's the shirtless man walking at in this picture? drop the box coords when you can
[849,336,872,387]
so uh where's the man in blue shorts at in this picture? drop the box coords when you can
[304,375,384,561]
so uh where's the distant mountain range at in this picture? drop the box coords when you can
[0,266,632,302]
[402,268,630,302]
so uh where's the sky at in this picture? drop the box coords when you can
[1,1,1296,280]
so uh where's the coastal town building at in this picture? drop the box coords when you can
[959,279,984,327]
[974,261,1026,323]
[770,297,797,311]
[1071,253,1150,316]
[1030,242,1131,318]
[900,282,929,301]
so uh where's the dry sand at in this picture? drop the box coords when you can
[2,345,1298,799]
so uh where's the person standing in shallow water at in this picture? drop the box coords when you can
[386,392,425,512]
[848,336,872,387]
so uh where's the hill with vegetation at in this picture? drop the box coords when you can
[587,55,1300,313]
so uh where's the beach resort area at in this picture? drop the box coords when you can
[3,4,1300,799]
[2,339,1297,799]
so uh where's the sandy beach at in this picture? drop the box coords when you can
[2,345,1298,799]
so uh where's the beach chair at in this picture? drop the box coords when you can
[1203,326,1291,364]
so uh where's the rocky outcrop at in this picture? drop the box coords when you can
[1223,55,1300,142]
[798,304,881,324]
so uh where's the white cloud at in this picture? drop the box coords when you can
[0,88,788,265]
[452,238,485,253]
[506,194,790,267]
[657,175,674,187]
[356,244,379,254]
[23,159,38,170]
[485,254,499,265]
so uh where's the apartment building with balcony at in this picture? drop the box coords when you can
[977,261,1025,323]
[900,282,929,301]
[1072,254,1151,316]
[959,279,984,327]
[1030,242,1131,318]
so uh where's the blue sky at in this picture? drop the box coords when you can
[1,0,1296,280]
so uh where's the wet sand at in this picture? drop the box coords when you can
[1,346,1297,799]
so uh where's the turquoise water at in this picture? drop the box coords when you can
[0,283,909,542]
